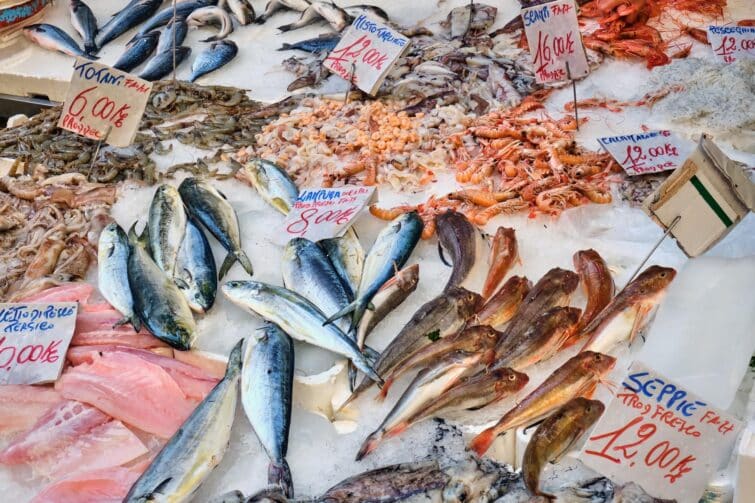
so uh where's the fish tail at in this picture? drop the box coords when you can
[469,427,497,457]
[348,363,357,391]
[131,316,142,333]
[322,300,358,326]
[376,377,394,400]
[353,354,383,387]
[225,339,244,377]
[277,23,295,32]
[219,252,236,279]
[355,430,383,461]
[236,249,254,276]
[201,35,219,42]
[268,459,294,498]
[278,43,292,50]
[84,41,98,55]
[254,14,267,24]
[337,378,371,411]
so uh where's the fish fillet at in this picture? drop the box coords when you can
[71,330,168,349]
[56,352,195,438]
[0,400,109,464]
[0,385,62,435]
[30,465,142,503]
[19,283,94,304]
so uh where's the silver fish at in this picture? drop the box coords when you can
[156,17,188,54]
[176,216,217,314]
[344,4,389,22]
[242,158,299,215]
[188,6,234,42]
[178,177,253,279]
[222,281,382,384]
[124,339,243,502]
[113,31,159,72]
[255,0,310,24]
[138,46,192,81]
[69,0,98,55]
[148,184,187,278]
[22,24,95,60]
[356,351,482,460]
[355,263,419,350]
[97,223,140,331]
[242,324,294,497]
[137,0,214,36]
[436,210,487,292]
[127,224,196,350]
[278,1,350,33]
[226,0,255,24]
[318,227,364,300]
[190,40,239,82]
[324,212,422,333]
[96,0,163,51]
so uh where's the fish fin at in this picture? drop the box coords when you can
[582,382,598,399]
[523,418,545,434]
[268,459,294,498]
[151,477,173,496]
[348,363,357,391]
[366,302,375,311]
[469,427,496,457]
[355,430,382,461]
[112,317,131,329]
[236,250,254,276]
[131,316,142,333]
[278,43,292,50]
[84,42,97,55]
[322,300,357,326]
[217,189,229,200]
[628,304,653,344]
[277,22,295,32]
[362,345,380,364]
[377,377,393,400]
[201,35,220,42]
[437,242,451,267]
[219,252,236,279]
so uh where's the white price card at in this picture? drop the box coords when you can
[0,303,78,385]
[580,361,743,503]
[278,185,375,244]
[521,0,589,83]
[708,25,755,64]
[598,130,695,176]
[323,14,410,95]
[58,58,153,147]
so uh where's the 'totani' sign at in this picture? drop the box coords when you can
[58,58,153,147]
[580,361,743,503]
[521,0,589,83]
[278,185,375,244]
[708,25,755,64]
[0,303,78,385]
[598,130,695,176]
[323,14,410,95]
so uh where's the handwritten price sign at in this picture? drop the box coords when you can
[580,362,743,502]
[598,130,694,176]
[58,58,152,147]
[0,303,77,385]
[708,25,755,64]
[521,0,588,83]
[323,14,409,95]
[278,185,375,244]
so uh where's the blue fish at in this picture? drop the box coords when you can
[156,17,188,54]
[278,33,340,53]
[95,0,162,51]
[112,31,159,72]
[136,0,215,37]
[138,46,191,81]
[22,24,96,60]
[189,40,238,82]
[69,0,98,55]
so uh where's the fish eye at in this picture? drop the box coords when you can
[508,374,516,381]
[660,272,667,277]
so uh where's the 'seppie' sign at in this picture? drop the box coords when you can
[58,58,153,147]
[521,0,589,83]
[323,14,409,95]
[0,303,78,385]
[598,130,695,176]
[278,185,375,244]
[580,361,743,503]
[707,25,755,64]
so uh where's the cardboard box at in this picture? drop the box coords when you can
[642,134,755,257]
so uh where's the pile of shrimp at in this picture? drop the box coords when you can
[370,95,618,238]
[0,171,114,301]
[240,97,470,190]
[579,0,728,68]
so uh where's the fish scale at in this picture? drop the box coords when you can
[97,223,140,332]
[95,0,163,52]
[113,31,159,72]
[190,40,239,82]
[69,0,98,55]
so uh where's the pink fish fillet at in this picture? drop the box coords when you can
[56,351,195,438]
[30,464,143,503]
[70,331,168,349]
[0,400,109,464]
[19,283,94,304]
[0,385,62,435]
[67,346,219,400]
[74,309,130,333]
[173,349,227,379]
[31,419,148,479]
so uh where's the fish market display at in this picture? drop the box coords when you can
[68,0,98,55]
[523,397,605,498]
[137,0,215,36]
[22,24,96,59]
[124,340,243,502]
[190,40,239,82]
[255,0,311,24]
[242,324,294,497]
[278,1,350,33]
[240,158,299,215]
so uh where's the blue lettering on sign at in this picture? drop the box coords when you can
[298,189,342,203]
[600,131,662,145]
[352,14,407,46]
[709,25,755,35]
[73,62,125,86]
[0,304,76,333]
[523,5,550,27]
[623,371,707,417]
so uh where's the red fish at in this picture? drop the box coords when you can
[482,227,519,299]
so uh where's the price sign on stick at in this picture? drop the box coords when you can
[58,58,153,147]
[0,303,78,385]
[278,185,375,244]
[580,361,743,503]
[521,0,589,83]
[598,130,695,176]
[323,14,410,95]
[707,25,755,63]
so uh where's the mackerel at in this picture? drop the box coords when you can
[97,223,140,331]
[96,0,163,51]
[148,184,186,278]
[69,0,98,55]
[176,216,217,314]
[242,158,299,215]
